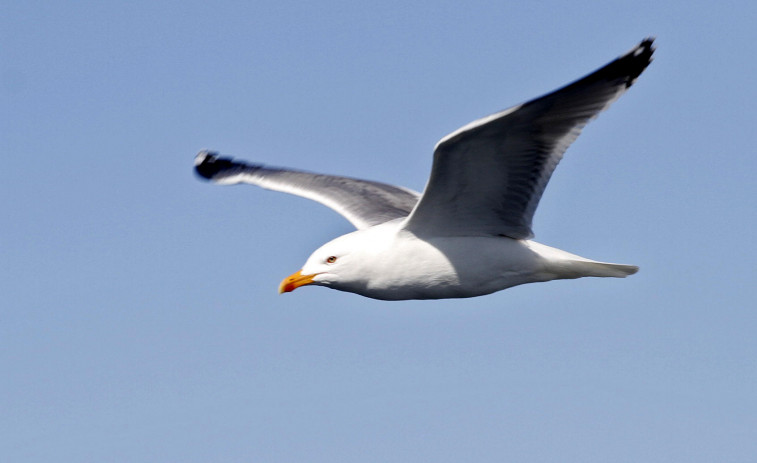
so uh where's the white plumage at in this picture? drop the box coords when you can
[195,39,654,300]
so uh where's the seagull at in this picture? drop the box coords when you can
[195,38,654,300]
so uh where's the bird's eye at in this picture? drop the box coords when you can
[326,256,337,264]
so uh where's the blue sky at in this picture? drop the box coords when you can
[2,1,756,461]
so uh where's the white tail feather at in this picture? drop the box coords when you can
[549,259,639,279]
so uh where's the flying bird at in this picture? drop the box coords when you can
[195,39,654,300]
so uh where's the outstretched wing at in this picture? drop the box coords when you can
[194,151,420,229]
[402,38,654,239]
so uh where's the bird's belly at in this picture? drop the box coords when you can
[356,236,547,300]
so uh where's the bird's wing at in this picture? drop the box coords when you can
[194,151,421,230]
[401,38,654,239]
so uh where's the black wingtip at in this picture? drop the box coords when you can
[621,37,656,88]
[194,150,234,180]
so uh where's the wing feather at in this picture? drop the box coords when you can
[194,151,420,229]
[402,38,654,239]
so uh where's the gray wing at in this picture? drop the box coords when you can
[402,38,654,239]
[194,151,420,230]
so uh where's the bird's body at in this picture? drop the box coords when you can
[195,39,654,300]
[294,219,636,300]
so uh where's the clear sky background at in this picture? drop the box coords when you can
[2,1,756,461]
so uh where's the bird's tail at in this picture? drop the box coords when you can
[526,242,638,280]
[565,260,639,278]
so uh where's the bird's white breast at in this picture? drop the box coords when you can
[337,224,549,300]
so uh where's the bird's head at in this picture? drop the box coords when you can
[278,231,366,294]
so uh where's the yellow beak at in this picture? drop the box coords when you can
[279,269,318,294]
